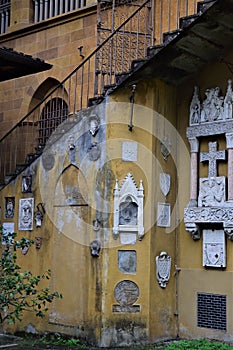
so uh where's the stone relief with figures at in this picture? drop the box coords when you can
[190,80,233,125]
[18,198,34,231]
[184,80,233,247]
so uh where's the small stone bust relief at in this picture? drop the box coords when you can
[34,210,43,227]
[35,237,42,249]
[5,197,14,218]
[90,239,101,257]
[89,115,100,137]
[119,197,138,225]
[68,135,76,151]
[34,203,45,228]
[22,175,32,193]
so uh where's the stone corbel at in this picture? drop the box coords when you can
[185,222,201,240]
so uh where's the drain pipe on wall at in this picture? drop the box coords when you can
[129,84,136,132]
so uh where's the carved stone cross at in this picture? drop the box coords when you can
[200,141,225,178]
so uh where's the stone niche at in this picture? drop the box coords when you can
[113,173,144,243]
[184,80,233,244]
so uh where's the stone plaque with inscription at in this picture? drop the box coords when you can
[122,142,138,162]
[157,203,171,228]
[118,250,136,273]
[120,232,137,245]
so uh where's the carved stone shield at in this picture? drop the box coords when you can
[156,252,171,288]
[205,243,223,266]
[160,173,170,196]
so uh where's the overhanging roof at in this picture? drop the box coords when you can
[114,0,233,89]
[0,46,52,82]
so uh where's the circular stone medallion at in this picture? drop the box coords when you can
[114,280,139,306]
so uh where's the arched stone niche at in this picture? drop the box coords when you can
[113,173,144,243]
[53,164,90,243]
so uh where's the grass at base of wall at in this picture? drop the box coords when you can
[1,334,233,349]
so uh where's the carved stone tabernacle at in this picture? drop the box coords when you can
[184,80,233,244]
[113,173,144,241]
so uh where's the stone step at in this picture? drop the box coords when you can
[179,13,199,30]
[163,29,182,45]
[115,71,130,85]
[147,44,164,58]
[197,0,217,14]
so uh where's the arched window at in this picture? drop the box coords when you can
[38,97,68,148]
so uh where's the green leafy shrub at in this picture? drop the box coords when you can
[0,230,62,324]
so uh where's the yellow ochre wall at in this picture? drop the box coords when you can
[102,78,180,344]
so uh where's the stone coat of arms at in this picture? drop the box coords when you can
[156,251,171,288]
[160,173,171,197]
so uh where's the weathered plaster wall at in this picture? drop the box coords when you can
[1,75,181,345]
[101,78,179,345]
[0,102,107,345]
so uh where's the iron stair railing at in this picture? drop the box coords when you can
[0,0,154,187]
[0,0,204,188]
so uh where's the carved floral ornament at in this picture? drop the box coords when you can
[113,173,144,241]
